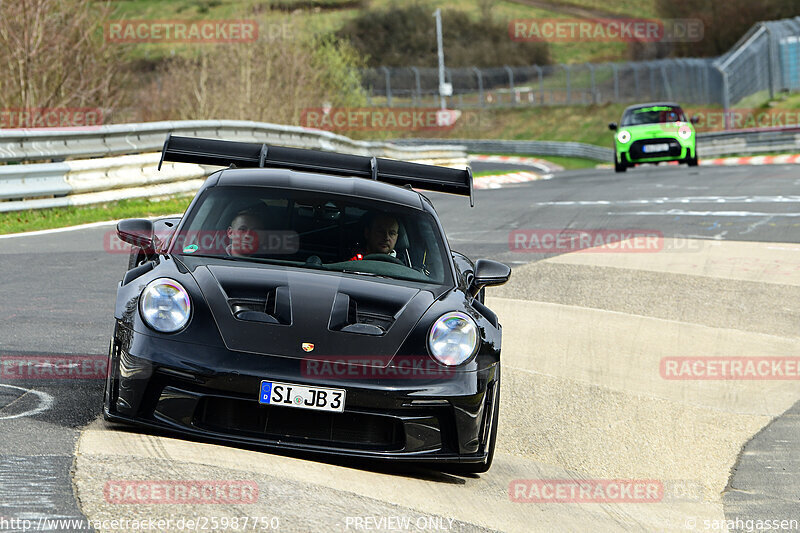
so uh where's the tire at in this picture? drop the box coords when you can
[614,155,627,173]
[684,147,698,167]
[444,367,500,474]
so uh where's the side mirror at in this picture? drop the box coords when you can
[469,259,511,296]
[608,122,618,131]
[117,219,154,251]
[690,116,699,125]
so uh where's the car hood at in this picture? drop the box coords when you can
[620,122,691,138]
[190,262,437,366]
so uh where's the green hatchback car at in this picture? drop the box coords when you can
[609,102,698,173]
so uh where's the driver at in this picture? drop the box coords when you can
[226,209,264,256]
[350,213,399,260]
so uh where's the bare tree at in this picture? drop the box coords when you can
[0,0,125,116]
[139,21,366,125]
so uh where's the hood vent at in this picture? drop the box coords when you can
[328,291,393,336]
[230,285,292,325]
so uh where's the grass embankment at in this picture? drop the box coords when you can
[0,196,193,235]
[108,0,653,64]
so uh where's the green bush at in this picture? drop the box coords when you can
[337,4,550,68]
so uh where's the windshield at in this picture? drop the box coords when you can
[170,185,451,285]
[621,106,687,126]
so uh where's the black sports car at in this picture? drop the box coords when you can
[104,135,510,473]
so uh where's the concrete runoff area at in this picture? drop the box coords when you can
[73,236,800,531]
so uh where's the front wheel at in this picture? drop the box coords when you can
[614,156,627,173]
[685,148,698,167]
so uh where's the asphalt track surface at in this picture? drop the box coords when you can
[1,162,799,532]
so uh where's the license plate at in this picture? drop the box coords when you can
[643,143,669,153]
[259,380,346,413]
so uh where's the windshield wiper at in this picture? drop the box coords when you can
[185,254,279,265]
[341,269,392,279]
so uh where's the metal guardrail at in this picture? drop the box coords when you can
[392,139,614,161]
[0,121,468,213]
[393,127,800,161]
[697,127,800,157]
[3,120,800,213]
[392,139,614,160]
[0,120,467,163]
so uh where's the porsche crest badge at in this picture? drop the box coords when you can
[301,342,315,352]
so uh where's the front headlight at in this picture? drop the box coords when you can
[678,124,692,139]
[139,278,191,333]
[428,312,479,366]
[617,130,631,144]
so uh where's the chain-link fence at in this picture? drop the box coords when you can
[362,16,800,120]
[715,16,800,110]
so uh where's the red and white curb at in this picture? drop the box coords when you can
[699,154,800,166]
[473,171,547,189]
[597,153,800,169]
[469,154,565,173]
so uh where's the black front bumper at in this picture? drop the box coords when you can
[104,325,500,465]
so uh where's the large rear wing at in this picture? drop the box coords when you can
[159,134,474,206]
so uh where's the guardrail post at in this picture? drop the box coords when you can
[563,65,571,104]
[381,67,393,107]
[633,64,640,99]
[472,67,484,107]
[612,64,619,102]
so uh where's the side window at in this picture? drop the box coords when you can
[417,220,445,283]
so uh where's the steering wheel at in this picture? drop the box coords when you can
[363,253,405,265]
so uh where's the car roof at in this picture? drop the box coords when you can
[623,102,683,113]
[210,167,425,210]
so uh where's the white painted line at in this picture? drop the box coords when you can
[0,384,54,420]
[609,210,800,217]
[533,196,800,207]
